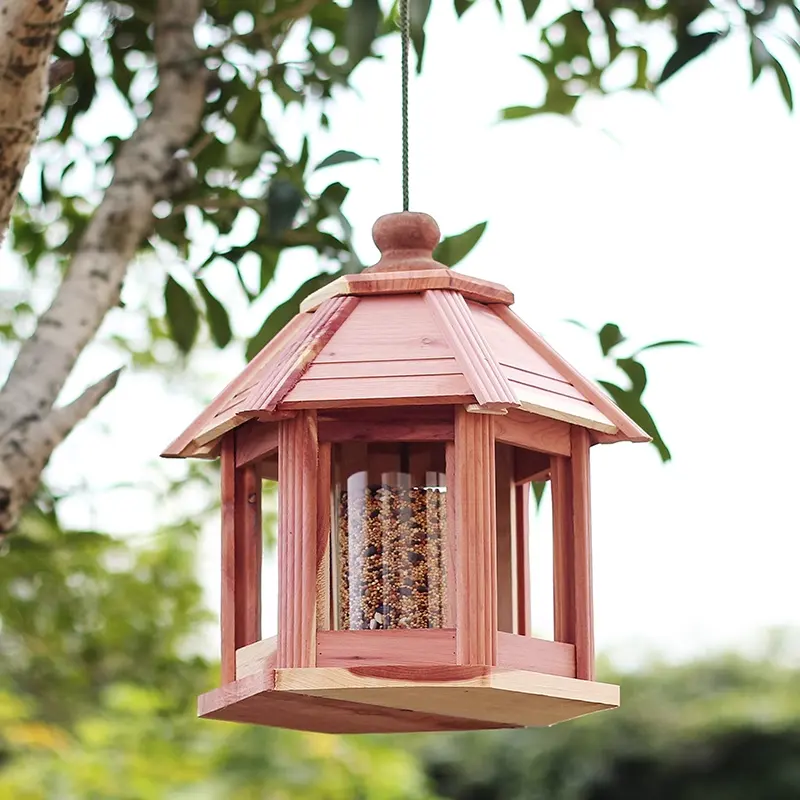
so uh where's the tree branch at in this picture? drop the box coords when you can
[0,0,68,243]
[0,0,208,532]
[0,368,121,533]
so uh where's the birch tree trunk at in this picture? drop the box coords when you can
[0,0,208,532]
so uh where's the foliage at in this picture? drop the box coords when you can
[417,646,800,799]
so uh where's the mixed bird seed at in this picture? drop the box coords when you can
[337,484,447,630]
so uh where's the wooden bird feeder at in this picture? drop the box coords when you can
[163,212,650,734]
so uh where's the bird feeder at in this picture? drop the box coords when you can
[163,212,649,734]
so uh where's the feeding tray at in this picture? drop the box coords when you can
[163,212,648,734]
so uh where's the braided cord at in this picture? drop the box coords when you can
[399,0,410,211]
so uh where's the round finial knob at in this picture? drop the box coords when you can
[364,212,442,273]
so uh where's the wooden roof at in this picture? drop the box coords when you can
[163,213,649,459]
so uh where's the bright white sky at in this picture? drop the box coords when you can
[6,1,800,667]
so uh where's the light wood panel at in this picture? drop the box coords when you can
[496,632,576,678]
[515,384,617,434]
[277,412,318,668]
[495,410,571,456]
[198,670,511,733]
[454,408,497,665]
[236,637,277,680]
[299,269,515,313]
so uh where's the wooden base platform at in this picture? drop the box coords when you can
[198,665,619,734]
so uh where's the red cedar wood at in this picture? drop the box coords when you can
[444,442,457,628]
[495,443,516,634]
[495,632,576,678]
[551,455,575,646]
[317,406,454,443]
[162,312,309,458]
[514,482,532,637]
[198,671,514,733]
[490,304,651,443]
[317,629,456,667]
[236,636,277,680]
[282,374,473,408]
[495,410,571,457]
[299,269,514,313]
[220,437,237,684]
[454,408,497,665]
[316,442,332,631]
[246,296,359,413]
[571,426,595,681]
[235,421,279,467]
[277,412,319,668]
[425,290,518,410]
[514,448,551,485]
[235,463,262,649]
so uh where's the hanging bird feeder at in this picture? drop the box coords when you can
[162,210,650,733]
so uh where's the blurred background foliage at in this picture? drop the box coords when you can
[3,0,800,796]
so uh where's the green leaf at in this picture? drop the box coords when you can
[615,357,647,398]
[196,279,232,348]
[246,271,342,360]
[410,0,432,73]
[750,34,768,83]
[346,0,381,67]
[266,179,303,237]
[257,247,281,293]
[659,32,721,84]
[598,380,671,462]
[314,150,375,171]
[770,55,794,110]
[164,276,199,354]
[453,0,475,17]
[520,0,541,21]
[500,105,538,120]
[532,481,547,509]
[598,322,625,356]
[433,221,487,267]
[635,339,698,354]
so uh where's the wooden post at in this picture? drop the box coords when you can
[514,482,531,636]
[277,411,319,668]
[495,443,516,634]
[571,426,594,681]
[316,442,332,631]
[220,435,262,684]
[551,455,575,647]
[454,408,497,665]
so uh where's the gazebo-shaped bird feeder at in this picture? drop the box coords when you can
[163,213,649,734]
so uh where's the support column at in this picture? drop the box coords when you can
[220,435,262,684]
[514,482,531,637]
[277,411,318,668]
[570,426,594,681]
[454,408,497,665]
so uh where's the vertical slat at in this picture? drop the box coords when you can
[514,482,531,636]
[551,455,575,646]
[234,463,262,648]
[495,443,516,633]
[316,442,332,631]
[571,426,594,681]
[454,408,497,665]
[220,436,236,684]
[444,442,457,628]
[277,411,319,668]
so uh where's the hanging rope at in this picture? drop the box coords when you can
[399,0,410,211]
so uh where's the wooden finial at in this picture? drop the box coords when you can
[364,212,441,273]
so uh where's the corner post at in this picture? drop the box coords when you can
[454,407,497,665]
[277,411,319,668]
[570,426,594,681]
[220,435,262,684]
